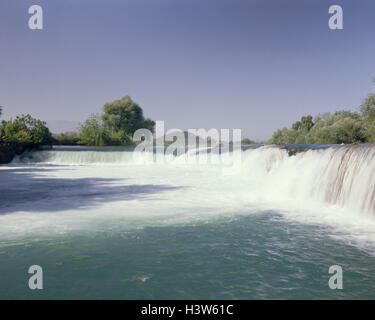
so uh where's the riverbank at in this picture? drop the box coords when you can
[0,145,52,164]
[0,149,16,164]
[0,145,27,165]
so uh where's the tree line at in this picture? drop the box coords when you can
[0,108,53,154]
[54,96,155,146]
[5,82,373,154]
[0,96,156,160]
[267,81,375,144]
[56,96,255,147]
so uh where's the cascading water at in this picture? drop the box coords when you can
[311,146,375,217]
[239,145,375,218]
[15,144,375,218]
[3,144,375,299]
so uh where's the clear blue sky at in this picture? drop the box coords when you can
[1,0,375,141]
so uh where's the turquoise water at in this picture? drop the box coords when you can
[1,214,375,299]
[1,146,375,299]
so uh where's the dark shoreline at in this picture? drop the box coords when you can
[0,146,28,165]
[0,145,51,165]
[0,149,17,164]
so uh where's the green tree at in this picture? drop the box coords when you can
[301,115,314,131]
[267,111,366,145]
[360,82,375,142]
[292,121,301,131]
[77,96,155,146]
[78,114,107,146]
[360,80,375,121]
[102,96,155,136]
[1,114,53,149]
[307,112,365,144]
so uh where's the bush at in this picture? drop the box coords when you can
[268,111,367,145]
[77,96,153,146]
[102,96,155,135]
[0,114,53,151]
[53,132,80,145]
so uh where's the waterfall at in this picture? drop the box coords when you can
[16,144,375,217]
[239,145,375,217]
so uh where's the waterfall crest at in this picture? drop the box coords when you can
[16,144,375,217]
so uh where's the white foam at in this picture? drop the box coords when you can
[1,145,375,253]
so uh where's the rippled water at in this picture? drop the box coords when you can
[0,146,375,299]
